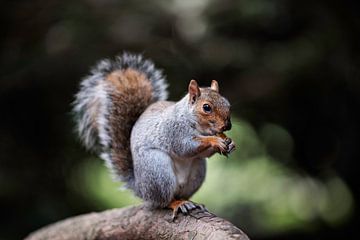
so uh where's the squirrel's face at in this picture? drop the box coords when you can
[188,80,232,136]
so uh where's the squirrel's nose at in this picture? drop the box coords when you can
[222,119,232,131]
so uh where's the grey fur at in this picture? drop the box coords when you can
[130,96,213,208]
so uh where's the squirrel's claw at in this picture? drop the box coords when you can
[215,133,235,156]
[184,201,197,210]
[169,200,207,221]
[227,140,235,154]
[197,203,208,212]
[224,137,232,145]
[171,209,179,221]
[217,139,229,155]
[179,204,188,215]
[224,136,235,155]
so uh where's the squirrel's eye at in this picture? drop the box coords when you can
[203,104,212,113]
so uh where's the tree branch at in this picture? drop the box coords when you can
[25,205,250,240]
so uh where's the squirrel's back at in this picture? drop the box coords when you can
[73,53,168,183]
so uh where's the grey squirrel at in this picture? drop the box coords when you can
[73,53,235,219]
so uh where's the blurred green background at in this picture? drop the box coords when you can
[1,0,359,239]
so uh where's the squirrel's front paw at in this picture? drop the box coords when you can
[224,137,235,155]
[216,133,235,156]
[195,135,234,156]
[212,137,229,155]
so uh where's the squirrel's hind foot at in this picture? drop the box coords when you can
[168,199,207,221]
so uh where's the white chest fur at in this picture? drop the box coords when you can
[172,156,195,187]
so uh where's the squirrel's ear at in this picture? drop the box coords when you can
[188,79,201,104]
[211,80,219,92]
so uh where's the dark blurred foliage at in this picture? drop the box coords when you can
[1,0,360,239]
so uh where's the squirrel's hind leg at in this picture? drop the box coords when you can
[132,149,177,209]
[168,158,207,220]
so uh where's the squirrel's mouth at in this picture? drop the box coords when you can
[196,125,222,136]
[198,129,218,136]
[209,128,222,136]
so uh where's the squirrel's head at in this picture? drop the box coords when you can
[188,79,231,136]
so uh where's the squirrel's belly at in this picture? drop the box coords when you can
[170,156,206,199]
[172,157,194,191]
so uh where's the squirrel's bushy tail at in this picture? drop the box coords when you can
[73,53,168,184]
